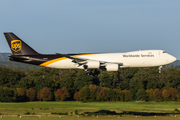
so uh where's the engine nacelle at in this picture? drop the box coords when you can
[105,64,119,71]
[85,60,100,69]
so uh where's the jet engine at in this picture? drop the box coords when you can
[105,63,119,71]
[85,60,100,69]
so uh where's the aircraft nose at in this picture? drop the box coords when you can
[169,55,177,63]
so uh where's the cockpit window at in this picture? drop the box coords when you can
[163,51,166,53]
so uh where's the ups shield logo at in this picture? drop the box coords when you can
[11,40,21,52]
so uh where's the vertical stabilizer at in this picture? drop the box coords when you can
[4,32,39,55]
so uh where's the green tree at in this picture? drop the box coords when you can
[59,70,77,98]
[113,89,121,101]
[160,68,180,89]
[136,88,146,101]
[119,68,138,90]
[0,87,14,102]
[74,70,94,91]
[16,88,26,102]
[124,90,131,102]
[0,67,25,88]
[79,86,90,101]
[99,71,112,88]
[107,88,115,101]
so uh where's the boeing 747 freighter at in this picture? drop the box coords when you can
[4,33,176,75]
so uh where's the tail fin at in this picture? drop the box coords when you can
[4,32,39,55]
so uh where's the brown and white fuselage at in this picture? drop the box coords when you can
[4,33,176,74]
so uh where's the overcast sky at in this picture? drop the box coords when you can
[0,0,180,59]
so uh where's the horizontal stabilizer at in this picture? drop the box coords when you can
[8,55,29,61]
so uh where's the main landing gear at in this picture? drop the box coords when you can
[85,69,100,76]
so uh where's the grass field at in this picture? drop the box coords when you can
[0,101,180,120]
[1,116,180,120]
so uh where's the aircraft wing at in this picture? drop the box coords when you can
[56,53,123,65]
[56,53,88,64]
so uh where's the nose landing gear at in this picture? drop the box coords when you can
[159,66,162,73]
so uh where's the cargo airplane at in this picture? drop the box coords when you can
[4,32,176,75]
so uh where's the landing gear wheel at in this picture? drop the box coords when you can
[93,69,100,76]
[159,66,162,73]
[85,69,100,76]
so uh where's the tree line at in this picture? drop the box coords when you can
[0,66,180,102]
